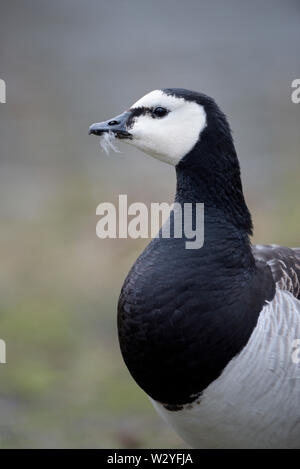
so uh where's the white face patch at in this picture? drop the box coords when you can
[125,90,207,166]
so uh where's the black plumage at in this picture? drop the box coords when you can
[117,89,279,407]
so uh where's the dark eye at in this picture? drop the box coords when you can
[152,106,168,118]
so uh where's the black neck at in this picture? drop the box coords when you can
[175,140,253,236]
[117,101,276,407]
[118,154,275,406]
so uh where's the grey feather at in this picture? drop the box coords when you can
[253,244,300,299]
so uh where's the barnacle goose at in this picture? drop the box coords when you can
[89,89,300,449]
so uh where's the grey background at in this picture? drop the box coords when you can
[0,0,299,448]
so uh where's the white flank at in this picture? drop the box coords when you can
[151,288,300,449]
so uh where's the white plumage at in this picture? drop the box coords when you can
[152,288,300,448]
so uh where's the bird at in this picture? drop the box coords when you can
[89,89,300,449]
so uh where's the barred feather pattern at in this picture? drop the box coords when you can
[253,245,300,299]
[152,287,300,448]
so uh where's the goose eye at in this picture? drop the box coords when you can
[152,106,168,118]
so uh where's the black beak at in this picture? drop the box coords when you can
[89,111,132,139]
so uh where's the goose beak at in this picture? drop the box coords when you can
[89,111,132,139]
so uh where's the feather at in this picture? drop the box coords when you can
[99,131,120,155]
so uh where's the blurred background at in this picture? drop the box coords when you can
[0,0,299,449]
